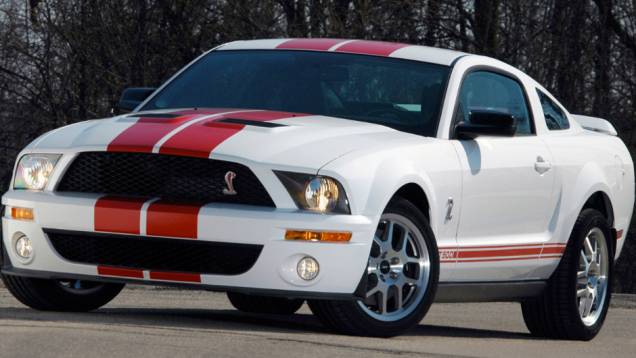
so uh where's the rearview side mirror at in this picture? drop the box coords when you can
[116,87,157,113]
[455,110,517,139]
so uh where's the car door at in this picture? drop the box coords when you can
[450,70,556,281]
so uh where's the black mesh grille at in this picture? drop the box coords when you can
[57,152,275,207]
[46,229,262,275]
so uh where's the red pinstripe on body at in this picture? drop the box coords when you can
[439,243,566,263]
[276,38,347,51]
[94,196,147,234]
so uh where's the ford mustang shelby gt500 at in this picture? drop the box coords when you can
[1,39,633,339]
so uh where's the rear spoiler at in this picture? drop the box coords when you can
[572,114,618,136]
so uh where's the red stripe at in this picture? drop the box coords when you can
[149,271,201,283]
[146,200,201,239]
[617,230,624,240]
[457,255,543,263]
[277,38,346,51]
[107,109,232,153]
[335,40,409,56]
[98,266,144,279]
[539,255,563,259]
[446,243,546,250]
[541,246,566,255]
[159,110,303,158]
[457,247,543,259]
[94,196,146,234]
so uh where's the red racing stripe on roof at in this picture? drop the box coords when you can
[276,38,347,51]
[94,196,146,235]
[334,40,409,56]
[146,200,202,239]
[149,271,201,283]
[158,110,304,158]
[107,109,231,153]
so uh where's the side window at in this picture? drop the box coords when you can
[537,89,570,130]
[456,71,533,135]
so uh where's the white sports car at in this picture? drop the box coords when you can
[1,39,634,338]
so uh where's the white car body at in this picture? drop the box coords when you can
[2,39,634,303]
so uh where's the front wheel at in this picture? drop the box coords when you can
[1,274,124,312]
[521,209,613,340]
[309,198,439,337]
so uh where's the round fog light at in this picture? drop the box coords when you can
[15,235,33,259]
[297,256,319,281]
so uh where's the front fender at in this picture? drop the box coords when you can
[318,139,462,249]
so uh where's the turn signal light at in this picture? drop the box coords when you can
[285,230,352,243]
[11,207,34,221]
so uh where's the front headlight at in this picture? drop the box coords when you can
[13,154,61,191]
[275,171,350,214]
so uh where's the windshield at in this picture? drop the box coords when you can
[141,50,449,136]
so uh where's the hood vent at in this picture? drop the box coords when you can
[216,118,287,128]
[126,113,181,119]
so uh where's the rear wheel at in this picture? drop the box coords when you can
[521,209,612,340]
[227,292,304,314]
[1,275,124,312]
[308,198,439,337]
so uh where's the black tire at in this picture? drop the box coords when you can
[1,274,124,312]
[308,198,439,337]
[521,209,613,340]
[227,292,304,314]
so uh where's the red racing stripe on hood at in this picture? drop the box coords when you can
[277,38,347,51]
[107,109,232,153]
[158,110,304,158]
[94,196,146,234]
[146,200,202,239]
[334,40,409,56]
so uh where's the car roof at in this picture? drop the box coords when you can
[216,38,468,66]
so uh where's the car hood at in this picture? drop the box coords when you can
[28,109,420,170]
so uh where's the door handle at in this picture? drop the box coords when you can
[535,156,552,174]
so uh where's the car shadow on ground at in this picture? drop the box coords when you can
[0,305,534,340]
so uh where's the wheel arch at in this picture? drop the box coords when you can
[581,191,614,228]
[390,183,431,223]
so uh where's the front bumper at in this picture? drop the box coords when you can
[2,191,376,299]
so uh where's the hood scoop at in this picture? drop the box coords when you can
[126,113,181,119]
[215,118,287,128]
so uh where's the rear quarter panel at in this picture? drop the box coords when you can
[541,130,634,260]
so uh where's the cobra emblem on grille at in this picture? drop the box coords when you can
[222,171,237,195]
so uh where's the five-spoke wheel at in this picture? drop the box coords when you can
[358,214,431,321]
[308,198,439,337]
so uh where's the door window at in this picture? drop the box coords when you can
[456,71,533,135]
